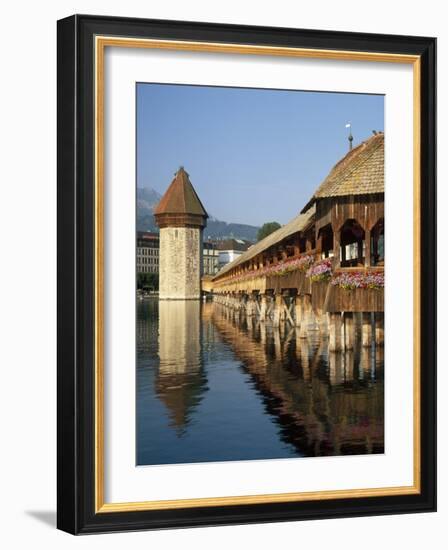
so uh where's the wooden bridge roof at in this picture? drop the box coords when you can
[301,132,384,212]
[212,205,315,280]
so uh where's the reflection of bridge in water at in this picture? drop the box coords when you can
[210,301,384,457]
[137,299,384,463]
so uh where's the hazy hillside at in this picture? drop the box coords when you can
[137,187,259,241]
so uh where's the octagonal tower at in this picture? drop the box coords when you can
[154,167,208,300]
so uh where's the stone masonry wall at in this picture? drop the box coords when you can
[159,226,202,299]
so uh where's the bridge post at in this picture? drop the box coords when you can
[279,292,287,322]
[360,346,375,379]
[274,325,282,359]
[361,312,373,347]
[329,312,343,351]
[299,294,312,338]
[375,312,384,346]
[300,339,310,382]
[259,294,267,322]
[273,293,282,327]
[343,312,354,350]
[294,295,302,327]
[329,350,343,384]
[344,350,355,381]
[318,310,329,337]
[260,320,267,344]
[246,293,256,317]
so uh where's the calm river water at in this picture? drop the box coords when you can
[137,298,384,466]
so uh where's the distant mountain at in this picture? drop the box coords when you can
[137,187,162,233]
[203,218,260,242]
[137,187,260,241]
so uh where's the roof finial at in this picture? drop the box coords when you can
[345,122,353,151]
[176,165,189,177]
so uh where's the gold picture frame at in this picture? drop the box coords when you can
[58,15,436,534]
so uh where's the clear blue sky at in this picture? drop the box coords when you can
[137,83,383,226]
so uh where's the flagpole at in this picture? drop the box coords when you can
[346,123,353,151]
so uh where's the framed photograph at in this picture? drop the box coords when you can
[57,14,436,534]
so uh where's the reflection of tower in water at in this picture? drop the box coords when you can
[156,301,207,431]
[152,166,209,430]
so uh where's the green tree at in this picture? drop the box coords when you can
[257,221,281,241]
[137,272,159,291]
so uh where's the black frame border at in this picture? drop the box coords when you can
[57,14,436,534]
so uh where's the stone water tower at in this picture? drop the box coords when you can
[154,167,208,300]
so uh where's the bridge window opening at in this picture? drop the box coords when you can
[340,219,365,267]
[319,224,334,259]
[371,218,385,266]
[284,237,295,257]
[305,228,316,252]
[298,236,307,254]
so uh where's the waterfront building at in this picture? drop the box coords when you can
[203,241,220,275]
[136,231,160,274]
[216,238,253,268]
[154,167,208,300]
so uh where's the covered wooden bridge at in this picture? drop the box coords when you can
[208,132,385,351]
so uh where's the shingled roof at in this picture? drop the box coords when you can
[154,167,208,218]
[212,205,315,280]
[301,132,384,212]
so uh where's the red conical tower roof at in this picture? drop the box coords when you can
[154,167,208,228]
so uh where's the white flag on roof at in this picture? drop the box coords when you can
[345,123,351,128]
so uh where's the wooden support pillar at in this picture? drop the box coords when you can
[333,224,341,268]
[299,295,311,338]
[329,351,343,385]
[246,294,255,317]
[361,312,373,347]
[264,294,272,320]
[294,295,302,327]
[343,312,354,350]
[273,293,282,327]
[318,311,330,337]
[375,312,384,346]
[282,292,295,326]
[279,293,286,322]
[242,294,248,314]
[365,228,371,267]
[300,294,314,338]
[300,339,310,382]
[274,326,282,359]
[359,347,368,380]
[344,350,355,382]
[259,294,267,322]
[260,321,267,345]
[329,312,343,351]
